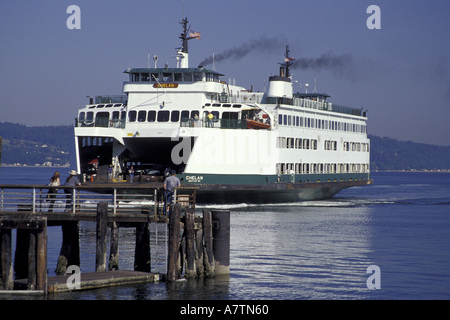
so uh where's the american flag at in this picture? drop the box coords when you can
[190,30,201,40]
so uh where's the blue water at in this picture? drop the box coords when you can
[1,167,450,300]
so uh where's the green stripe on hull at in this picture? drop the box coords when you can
[178,173,371,185]
[177,172,372,203]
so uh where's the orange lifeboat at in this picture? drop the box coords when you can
[246,119,271,130]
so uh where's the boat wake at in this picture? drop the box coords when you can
[196,195,450,210]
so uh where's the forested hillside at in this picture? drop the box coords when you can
[0,122,72,150]
[369,135,450,171]
[0,122,72,166]
[0,122,449,170]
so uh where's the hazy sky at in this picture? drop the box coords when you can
[1,0,449,146]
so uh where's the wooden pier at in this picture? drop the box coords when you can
[0,184,230,296]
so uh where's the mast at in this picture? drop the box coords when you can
[179,17,189,54]
[177,17,199,68]
[279,45,294,78]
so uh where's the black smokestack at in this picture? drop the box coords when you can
[199,35,287,66]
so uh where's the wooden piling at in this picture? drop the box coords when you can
[36,221,47,294]
[0,229,13,290]
[202,209,215,277]
[95,201,108,272]
[184,208,196,278]
[195,229,204,277]
[55,221,80,275]
[109,221,119,271]
[167,204,181,282]
[211,210,231,275]
[27,231,36,289]
[179,236,185,278]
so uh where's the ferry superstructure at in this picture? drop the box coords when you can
[73,18,371,203]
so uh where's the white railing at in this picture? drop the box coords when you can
[0,185,195,215]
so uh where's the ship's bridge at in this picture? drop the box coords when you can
[123,67,224,84]
[122,66,250,111]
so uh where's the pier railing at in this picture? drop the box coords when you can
[0,184,196,215]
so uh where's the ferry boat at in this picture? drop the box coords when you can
[73,18,372,203]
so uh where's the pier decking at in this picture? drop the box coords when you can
[0,184,230,296]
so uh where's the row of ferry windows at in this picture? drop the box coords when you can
[79,110,204,123]
[130,72,220,83]
[343,142,370,152]
[125,110,229,123]
[278,114,367,133]
[277,163,370,175]
[277,137,318,150]
[277,137,369,152]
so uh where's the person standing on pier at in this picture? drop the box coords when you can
[107,165,113,181]
[163,170,181,215]
[129,166,135,183]
[47,171,60,212]
[64,170,81,212]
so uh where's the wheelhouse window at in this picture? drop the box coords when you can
[86,111,94,123]
[141,73,150,82]
[171,110,180,122]
[147,110,156,122]
[128,110,137,122]
[162,73,173,82]
[151,73,159,82]
[184,72,193,82]
[112,111,120,121]
[181,110,189,120]
[174,73,183,82]
[193,72,203,81]
[157,110,170,122]
[190,110,200,119]
[95,112,110,127]
[131,73,139,82]
[138,110,146,122]
[222,111,238,120]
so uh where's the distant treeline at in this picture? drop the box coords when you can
[369,135,450,171]
[0,122,449,170]
[0,122,73,150]
[0,122,73,166]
